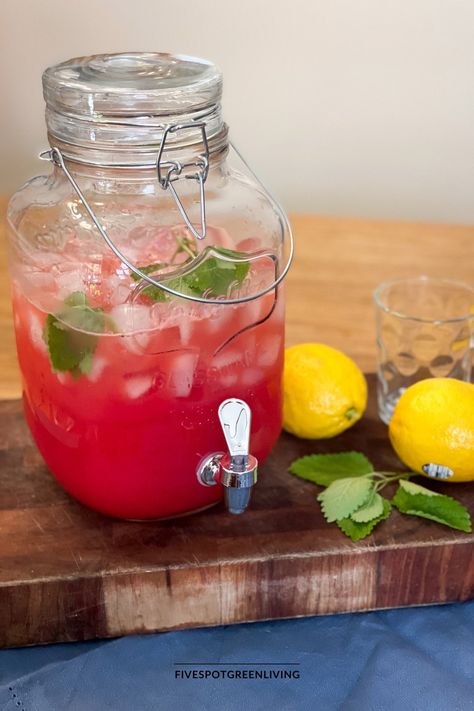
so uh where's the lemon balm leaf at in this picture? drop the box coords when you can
[337,499,392,541]
[392,484,471,533]
[44,292,115,376]
[289,448,472,538]
[398,479,440,497]
[317,477,374,523]
[44,314,91,373]
[290,452,374,487]
[351,492,385,522]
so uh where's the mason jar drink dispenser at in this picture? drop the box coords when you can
[7,53,293,519]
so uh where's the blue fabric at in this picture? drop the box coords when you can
[2,602,474,710]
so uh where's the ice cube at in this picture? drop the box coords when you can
[124,374,153,399]
[213,349,241,371]
[26,271,56,291]
[87,356,108,383]
[103,274,122,301]
[273,292,285,322]
[241,368,264,388]
[128,225,177,262]
[242,297,264,327]
[219,373,238,388]
[179,317,193,346]
[110,304,152,334]
[29,312,47,354]
[168,351,199,398]
[109,283,132,307]
[134,332,152,349]
[31,251,60,270]
[120,331,152,355]
[235,237,263,252]
[257,334,282,368]
[206,304,234,335]
[56,269,84,298]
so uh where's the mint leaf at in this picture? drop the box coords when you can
[186,248,249,295]
[131,263,168,301]
[290,452,374,486]
[351,492,385,522]
[44,314,92,374]
[135,248,250,302]
[317,477,374,523]
[130,263,166,282]
[44,292,113,377]
[337,499,392,541]
[64,291,88,308]
[392,481,471,532]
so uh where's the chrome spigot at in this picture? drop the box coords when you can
[196,399,258,514]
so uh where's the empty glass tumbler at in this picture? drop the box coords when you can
[374,276,474,424]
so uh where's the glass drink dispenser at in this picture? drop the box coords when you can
[7,53,293,519]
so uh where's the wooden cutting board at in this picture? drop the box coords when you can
[1,375,473,648]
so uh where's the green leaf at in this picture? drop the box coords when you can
[337,499,392,541]
[188,248,249,295]
[351,492,385,522]
[77,350,94,375]
[398,479,439,497]
[43,292,114,377]
[290,451,374,487]
[64,291,88,307]
[317,477,374,523]
[135,248,250,302]
[392,482,471,533]
[130,263,166,282]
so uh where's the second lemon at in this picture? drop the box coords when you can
[283,343,367,439]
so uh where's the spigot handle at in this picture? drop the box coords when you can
[218,399,251,464]
[196,398,258,515]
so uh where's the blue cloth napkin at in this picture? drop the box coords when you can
[2,602,474,710]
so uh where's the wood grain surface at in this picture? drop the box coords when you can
[1,376,474,648]
[1,195,474,397]
[1,198,474,647]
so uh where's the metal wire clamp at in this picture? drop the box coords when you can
[156,122,209,240]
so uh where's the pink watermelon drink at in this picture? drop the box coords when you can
[11,227,284,519]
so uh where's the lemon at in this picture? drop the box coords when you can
[389,378,474,482]
[283,343,367,439]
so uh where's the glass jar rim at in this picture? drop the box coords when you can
[373,275,474,324]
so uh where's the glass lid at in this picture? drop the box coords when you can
[43,52,223,117]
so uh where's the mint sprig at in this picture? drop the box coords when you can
[132,247,250,302]
[290,451,471,541]
[43,291,113,378]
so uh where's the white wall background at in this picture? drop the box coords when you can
[1,0,473,223]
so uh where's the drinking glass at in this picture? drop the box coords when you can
[374,276,474,424]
